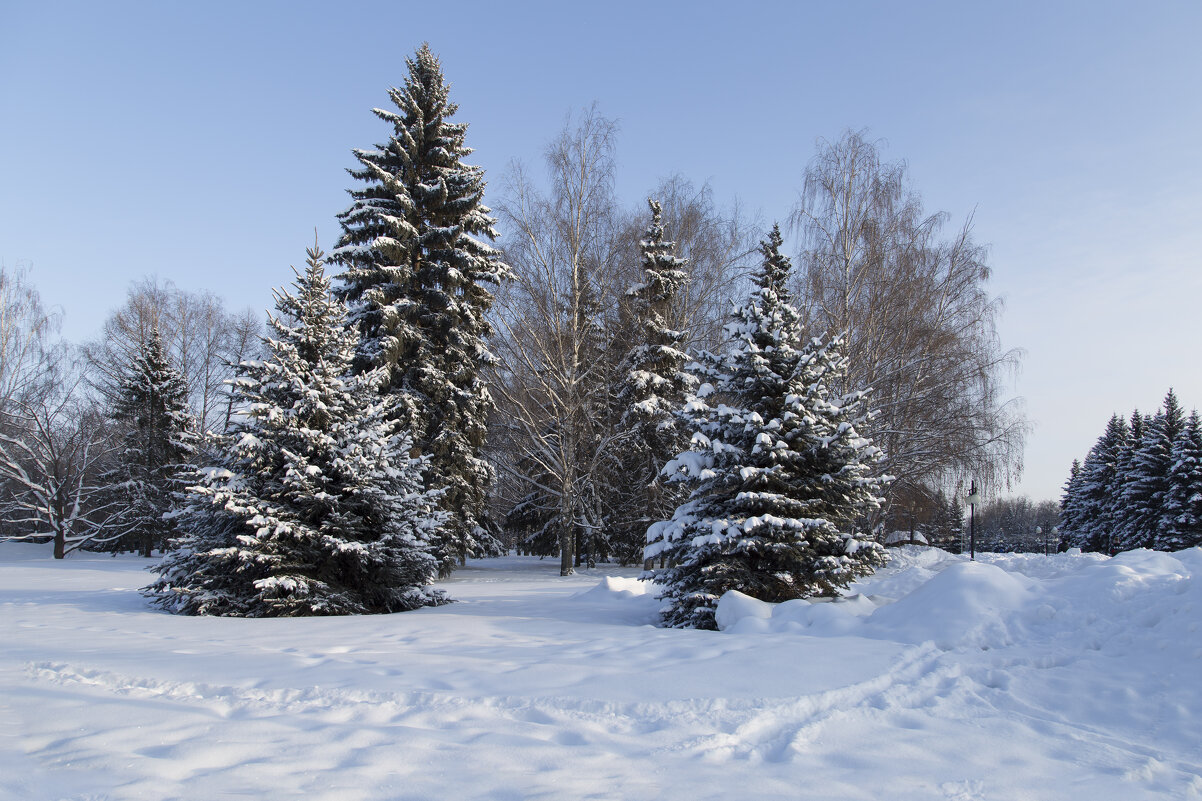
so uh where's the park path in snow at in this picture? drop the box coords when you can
[2,544,1200,800]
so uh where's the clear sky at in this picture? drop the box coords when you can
[3,0,1201,503]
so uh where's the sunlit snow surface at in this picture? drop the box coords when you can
[2,544,1200,800]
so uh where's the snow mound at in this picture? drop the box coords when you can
[573,575,656,598]
[564,575,663,625]
[866,561,1034,648]
[716,546,1201,655]
[715,590,875,636]
[712,590,773,631]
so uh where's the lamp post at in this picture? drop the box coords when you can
[967,481,980,560]
[1037,525,1044,555]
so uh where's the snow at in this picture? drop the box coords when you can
[885,529,930,545]
[3,543,1201,799]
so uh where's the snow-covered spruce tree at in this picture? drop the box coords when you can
[1058,459,1083,547]
[1161,409,1202,551]
[603,199,696,565]
[645,226,887,630]
[144,245,447,617]
[1109,410,1147,550]
[332,43,510,576]
[1069,414,1129,553]
[1118,390,1184,551]
[106,327,198,556]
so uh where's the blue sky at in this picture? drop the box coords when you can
[3,1,1201,502]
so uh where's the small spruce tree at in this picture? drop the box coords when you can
[144,244,446,616]
[106,328,198,557]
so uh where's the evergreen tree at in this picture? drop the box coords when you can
[927,491,963,553]
[801,333,892,535]
[106,328,197,557]
[947,494,965,553]
[1058,459,1083,547]
[333,43,510,576]
[1118,390,1184,550]
[1074,414,1129,553]
[1108,410,1146,550]
[503,470,559,557]
[144,245,447,616]
[1162,410,1202,550]
[603,199,696,565]
[645,227,886,629]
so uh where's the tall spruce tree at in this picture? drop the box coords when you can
[1162,410,1202,550]
[604,199,696,565]
[1118,390,1184,550]
[1076,414,1130,553]
[107,328,197,557]
[645,227,886,629]
[1059,458,1083,547]
[144,245,446,616]
[1108,410,1146,550]
[332,43,510,576]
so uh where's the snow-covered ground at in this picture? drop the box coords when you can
[2,544,1199,800]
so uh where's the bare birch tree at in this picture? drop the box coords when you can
[490,110,759,570]
[0,263,64,416]
[790,130,1026,510]
[0,369,117,558]
[0,264,81,547]
[218,307,265,433]
[491,109,629,574]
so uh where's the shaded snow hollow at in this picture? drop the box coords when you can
[2,544,1200,800]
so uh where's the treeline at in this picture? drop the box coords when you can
[1,45,1024,624]
[1060,389,1202,553]
[974,497,1060,553]
[0,270,262,558]
[879,494,1059,554]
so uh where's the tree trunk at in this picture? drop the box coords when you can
[53,490,66,559]
[643,481,657,571]
[559,529,575,575]
[559,492,575,576]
